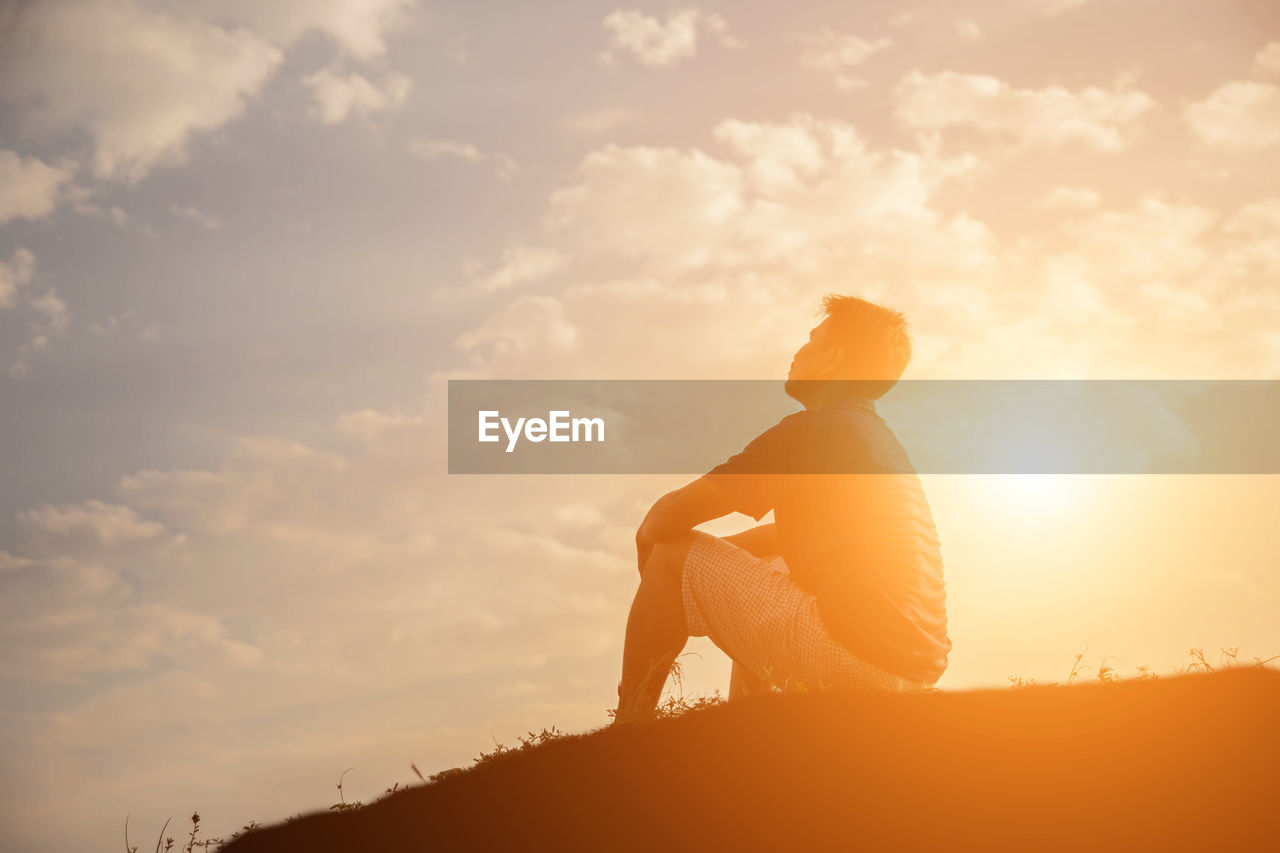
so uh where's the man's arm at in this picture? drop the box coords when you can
[635,476,738,574]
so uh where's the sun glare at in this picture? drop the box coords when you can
[979,475,1088,521]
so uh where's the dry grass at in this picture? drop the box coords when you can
[126,645,1279,852]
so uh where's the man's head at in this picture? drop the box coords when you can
[785,295,912,406]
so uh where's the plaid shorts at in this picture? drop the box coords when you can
[680,530,926,693]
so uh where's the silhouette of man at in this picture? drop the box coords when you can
[615,295,950,722]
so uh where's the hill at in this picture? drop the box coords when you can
[222,668,1279,852]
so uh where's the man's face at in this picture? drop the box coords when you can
[787,317,841,383]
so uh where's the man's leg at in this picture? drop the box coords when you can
[616,535,694,721]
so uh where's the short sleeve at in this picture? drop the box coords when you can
[703,413,814,521]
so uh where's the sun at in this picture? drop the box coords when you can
[978,475,1088,522]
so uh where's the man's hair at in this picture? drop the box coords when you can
[818,294,912,398]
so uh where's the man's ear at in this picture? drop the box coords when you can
[818,345,844,377]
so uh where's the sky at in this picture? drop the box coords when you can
[2,0,1279,849]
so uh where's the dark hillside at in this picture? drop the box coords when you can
[223,669,1280,852]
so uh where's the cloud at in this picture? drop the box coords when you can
[19,405,639,694]
[0,149,74,224]
[795,28,891,91]
[1184,81,1280,150]
[87,309,159,340]
[71,200,143,231]
[1040,186,1101,211]
[600,7,739,68]
[28,289,70,336]
[561,107,643,135]
[456,295,579,367]
[453,115,1000,379]
[184,0,416,62]
[546,142,745,276]
[543,115,980,285]
[19,501,166,549]
[0,554,261,682]
[467,245,569,292]
[453,110,1280,382]
[303,67,412,124]
[1221,197,1280,278]
[895,70,1156,150]
[0,248,71,379]
[0,247,36,310]
[1020,0,1092,15]
[1056,198,1217,285]
[9,287,71,378]
[0,0,283,183]
[409,137,517,177]
[169,204,222,230]
[335,408,425,442]
[0,0,417,184]
[1257,42,1280,76]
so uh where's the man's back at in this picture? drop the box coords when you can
[705,397,950,684]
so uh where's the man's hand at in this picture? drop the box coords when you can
[633,477,740,576]
[635,498,682,575]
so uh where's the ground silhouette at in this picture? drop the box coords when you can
[223,668,1279,852]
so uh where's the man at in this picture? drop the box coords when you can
[615,295,949,722]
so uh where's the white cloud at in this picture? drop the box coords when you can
[19,501,166,548]
[28,289,70,336]
[0,554,260,682]
[544,116,981,283]
[0,247,72,379]
[1257,42,1280,76]
[1040,186,1101,211]
[456,295,579,366]
[0,247,36,310]
[9,283,71,379]
[0,0,283,183]
[601,7,738,68]
[562,107,642,135]
[795,28,892,91]
[169,204,222,230]
[335,409,425,442]
[409,137,517,177]
[455,115,1001,379]
[1221,198,1280,280]
[0,150,74,225]
[1223,197,1280,236]
[184,0,416,62]
[1057,198,1217,283]
[303,67,412,124]
[0,0,417,184]
[87,309,159,340]
[895,70,1156,150]
[1184,81,1280,150]
[1021,0,1092,16]
[455,109,1280,382]
[469,245,569,292]
[546,143,745,275]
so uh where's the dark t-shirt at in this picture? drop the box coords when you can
[703,397,950,684]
